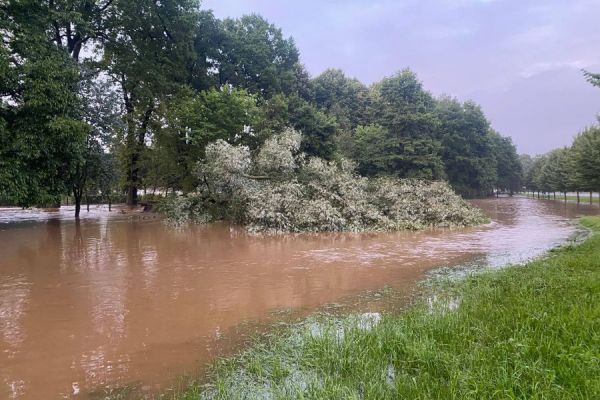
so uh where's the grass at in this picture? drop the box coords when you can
[173,216,600,400]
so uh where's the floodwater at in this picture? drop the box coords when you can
[0,198,598,399]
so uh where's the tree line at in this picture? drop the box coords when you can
[520,72,600,204]
[0,0,523,218]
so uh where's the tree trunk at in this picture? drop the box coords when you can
[108,196,112,212]
[74,195,81,219]
[577,191,580,203]
[563,192,567,202]
[553,192,556,200]
[591,192,593,205]
[86,194,90,212]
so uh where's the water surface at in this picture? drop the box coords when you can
[0,198,598,399]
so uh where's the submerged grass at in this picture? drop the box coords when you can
[173,216,600,399]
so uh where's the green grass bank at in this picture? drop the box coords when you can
[179,216,600,400]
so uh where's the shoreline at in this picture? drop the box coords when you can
[170,216,600,399]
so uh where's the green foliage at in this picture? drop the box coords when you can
[288,96,338,160]
[366,70,445,180]
[522,73,600,197]
[148,86,260,193]
[0,41,87,206]
[571,126,600,192]
[522,125,600,196]
[218,14,301,97]
[104,0,200,205]
[312,69,370,131]
[489,131,522,194]
[1,1,524,214]
[436,97,497,196]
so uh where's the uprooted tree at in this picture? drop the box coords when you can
[160,129,488,232]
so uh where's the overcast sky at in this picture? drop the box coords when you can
[203,0,600,155]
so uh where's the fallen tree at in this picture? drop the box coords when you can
[159,129,488,232]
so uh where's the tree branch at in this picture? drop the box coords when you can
[242,174,271,180]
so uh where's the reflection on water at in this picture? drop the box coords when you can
[0,197,598,399]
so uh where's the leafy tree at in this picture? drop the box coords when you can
[287,96,338,160]
[342,124,389,176]
[217,14,300,97]
[489,131,522,195]
[70,72,123,216]
[312,69,370,131]
[519,154,534,186]
[584,70,600,89]
[0,23,88,207]
[527,155,548,196]
[165,129,486,232]
[539,148,570,198]
[436,97,497,196]
[151,86,260,192]
[0,0,115,209]
[253,94,338,160]
[571,126,600,196]
[103,0,199,205]
[190,10,226,91]
[367,70,444,179]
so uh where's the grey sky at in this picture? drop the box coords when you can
[203,0,600,155]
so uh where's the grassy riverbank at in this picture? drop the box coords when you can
[178,216,600,399]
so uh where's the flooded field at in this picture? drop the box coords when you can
[0,197,598,399]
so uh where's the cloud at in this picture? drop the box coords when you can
[520,60,591,78]
[510,25,556,45]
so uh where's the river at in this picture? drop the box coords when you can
[0,197,598,399]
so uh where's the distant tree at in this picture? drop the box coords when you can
[489,131,522,195]
[287,96,338,160]
[571,126,600,197]
[217,14,300,97]
[526,155,548,196]
[539,148,570,198]
[366,70,444,179]
[344,124,389,176]
[253,94,338,160]
[436,97,497,196]
[519,154,534,185]
[312,69,370,131]
[96,152,120,211]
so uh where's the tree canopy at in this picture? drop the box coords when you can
[1,0,525,218]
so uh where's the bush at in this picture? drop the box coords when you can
[160,129,488,232]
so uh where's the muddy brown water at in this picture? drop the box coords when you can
[0,197,598,399]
